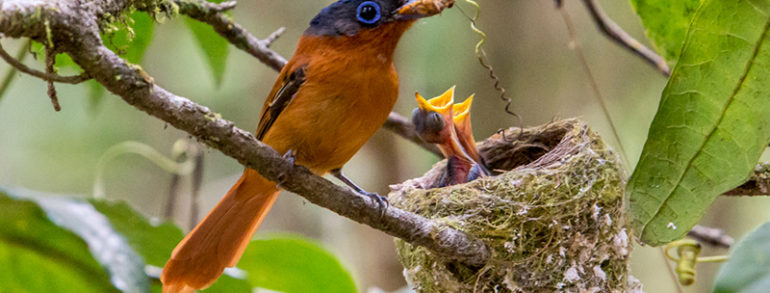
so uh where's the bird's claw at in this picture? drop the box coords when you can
[330,168,388,218]
[362,191,389,219]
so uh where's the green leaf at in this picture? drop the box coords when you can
[238,236,357,293]
[29,11,154,75]
[106,11,155,64]
[713,222,770,293]
[89,199,182,267]
[629,0,702,64]
[205,274,253,293]
[90,199,252,293]
[88,79,107,110]
[0,186,251,292]
[184,18,229,86]
[627,0,770,245]
[0,188,124,293]
[29,41,78,70]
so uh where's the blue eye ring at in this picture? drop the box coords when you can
[356,1,382,25]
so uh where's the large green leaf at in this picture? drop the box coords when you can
[238,236,357,293]
[627,0,770,245]
[0,189,122,293]
[629,0,702,64]
[90,199,252,293]
[0,186,251,292]
[184,14,229,86]
[631,0,701,65]
[90,200,182,267]
[0,187,347,292]
[713,222,770,293]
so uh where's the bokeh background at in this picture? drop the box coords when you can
[1,0,768,292]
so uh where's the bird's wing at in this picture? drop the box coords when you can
[255,62,307,140]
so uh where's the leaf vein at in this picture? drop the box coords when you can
[643,16,770,231]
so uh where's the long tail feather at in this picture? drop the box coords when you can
[161,168,280,292]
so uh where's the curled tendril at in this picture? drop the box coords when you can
[460,0,523,142]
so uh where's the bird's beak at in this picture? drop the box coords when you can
[452,94,473,127]
[395,0,455,20]
[414,87,476,163]
[415,86,455,114]
[452,94,486,169]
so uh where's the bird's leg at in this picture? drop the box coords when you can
[330,168,389,217]
[276,149,296,189]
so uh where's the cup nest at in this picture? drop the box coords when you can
[389,119,642,293]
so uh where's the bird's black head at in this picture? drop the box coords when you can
[306,0,414,36]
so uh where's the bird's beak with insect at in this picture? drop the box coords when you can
[160,0,454,292]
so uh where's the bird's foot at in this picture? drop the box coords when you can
[331,168,389,218]
[362,190,389,219]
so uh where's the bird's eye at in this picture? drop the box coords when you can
[426,112,444,132]
[356,1,381,25]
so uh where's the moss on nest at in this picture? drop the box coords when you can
[390,119,641,292]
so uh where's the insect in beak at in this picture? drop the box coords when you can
[394,0,455,20]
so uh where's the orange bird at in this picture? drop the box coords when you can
[161,0,448,291]
[412,87,489,187]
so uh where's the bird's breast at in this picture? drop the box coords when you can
[262,56,399,173]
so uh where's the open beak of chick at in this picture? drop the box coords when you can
[412,87,489,186]
[412,87,470,161]
[452,94,490,176]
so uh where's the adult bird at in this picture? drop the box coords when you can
[161,0,451,291]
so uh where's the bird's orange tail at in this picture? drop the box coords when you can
[161,168,280,292]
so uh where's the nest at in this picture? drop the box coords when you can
[390,119,641,293]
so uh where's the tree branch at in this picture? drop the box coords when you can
[262,27,286,48]
[170,0,287,71]
[687,225,734,249]
[577,0,671,76]
[0,0,489,267]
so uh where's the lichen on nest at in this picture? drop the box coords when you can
[390,119,641,292]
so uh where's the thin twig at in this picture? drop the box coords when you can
[557,6,631,170]
[164,171,182,220]
[579,0,670,76]
[262,27,286,48]
[0,40,28,102]
[207,1,237,12]
[164,154,184,221]
[171,0,287,71]
[189,144,203,230]
[0,39,90,84]
[688,225,734,249]
[659,247,685,293]
[45,47,61,111]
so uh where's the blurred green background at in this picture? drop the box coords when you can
[1,0,768,292]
